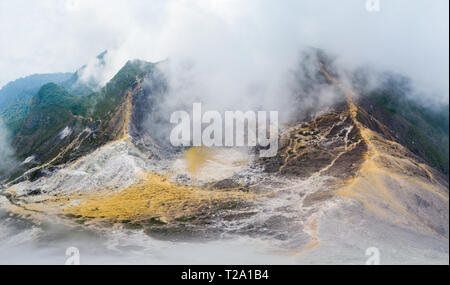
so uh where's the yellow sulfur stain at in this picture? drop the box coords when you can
[61,173,253,223]
[181,146,251,181]
[119,87,135,141]
[183,146,215,175]
[321,68,449,237]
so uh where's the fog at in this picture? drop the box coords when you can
[0,0,448,107]
[0,219,293,265]
[0,1,448,265]
[0,119,16,177]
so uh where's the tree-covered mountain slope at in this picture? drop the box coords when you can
[7,59,156,182]
[0,73,72,132]
[358,82,449,176]
[0,50,448,264]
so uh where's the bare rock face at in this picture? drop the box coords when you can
[262,106,367,180]
[246,62,449,263]
[0,52,448,264]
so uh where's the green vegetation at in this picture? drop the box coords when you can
[10,59,154,163]
[14,83,81,157]
[0,72,72,134]
[365,91,449,175]
[89,60,154,119]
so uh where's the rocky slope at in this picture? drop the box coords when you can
[4,60,156,182]
[0,50,448,264]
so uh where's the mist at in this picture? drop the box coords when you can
[0,119,16,177]
[0,1,449,266]
[0,0,448,108]
[0,0,447,172]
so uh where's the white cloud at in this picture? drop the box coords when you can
[0,119,16,174]
[65,0,81,12]
[0,0,448,105]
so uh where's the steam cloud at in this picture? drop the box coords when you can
[0,0,448,265]
[0,119,16,177]
[0,0,448,158]
[0,0,448,107]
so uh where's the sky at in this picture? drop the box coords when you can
[0,0,448,105]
